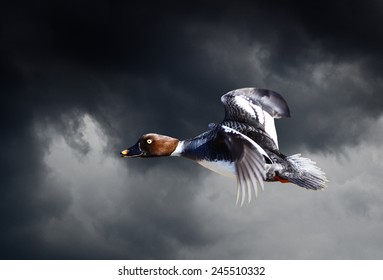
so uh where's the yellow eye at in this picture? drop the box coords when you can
[147,139,152,144]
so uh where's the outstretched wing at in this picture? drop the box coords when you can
[218,125,271,206]
[221,88,290,148]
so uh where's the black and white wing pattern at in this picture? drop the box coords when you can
[219,125,271,206]
[221,88,290,149]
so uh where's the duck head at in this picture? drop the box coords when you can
[120,133,180,158]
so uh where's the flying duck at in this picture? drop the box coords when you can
[121,88,327,205]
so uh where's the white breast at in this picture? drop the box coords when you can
[197,160,236,178]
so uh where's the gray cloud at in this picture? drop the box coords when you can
[19,114,383,259]
[1,0,382,259]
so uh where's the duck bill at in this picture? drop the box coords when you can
[120,142,143,158]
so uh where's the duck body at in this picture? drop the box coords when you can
[121,88,327,205]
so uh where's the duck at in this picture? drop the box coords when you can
[121,87,327,205]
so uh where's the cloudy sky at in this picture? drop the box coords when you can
[1,0,383,259]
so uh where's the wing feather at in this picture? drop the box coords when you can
[219,125,270,205]
[221,87,290,149]
[241,159,254,204]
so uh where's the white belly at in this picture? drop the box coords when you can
[197,160,236,178]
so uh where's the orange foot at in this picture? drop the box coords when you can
[274,175,290,183]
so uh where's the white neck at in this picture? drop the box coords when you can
[170,140,185,156]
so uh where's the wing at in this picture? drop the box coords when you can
[219,125,271,206]
[221,88,290,149]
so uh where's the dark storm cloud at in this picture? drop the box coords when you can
[1,0,382,259]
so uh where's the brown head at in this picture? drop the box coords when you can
[120,133,180,158]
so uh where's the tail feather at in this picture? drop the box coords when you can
[284,154,328,190]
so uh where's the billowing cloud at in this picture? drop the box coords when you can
[10,112,383,260]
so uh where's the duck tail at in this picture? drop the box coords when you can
[281,154,328,190]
